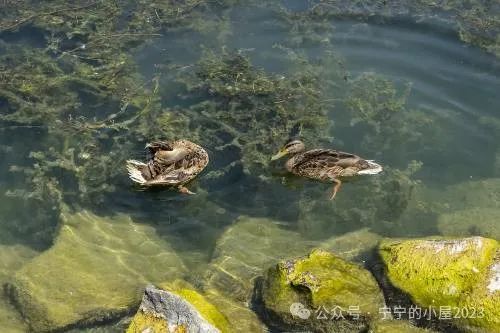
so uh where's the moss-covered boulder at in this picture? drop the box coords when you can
[158,279,264,332]
[0,243,39,333]
[203,216,314,302]
[261,249,385,332]
[127,284,227,333]
[379,237,500,332]
[6,209,186,332]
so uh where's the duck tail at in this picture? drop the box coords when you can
[126,160,148,184]
[358,160,383,175]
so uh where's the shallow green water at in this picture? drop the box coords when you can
[0,1,499,332]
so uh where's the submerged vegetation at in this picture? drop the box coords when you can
[0,0,499,332]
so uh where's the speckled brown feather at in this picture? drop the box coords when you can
[140,140,208,186]
[286,149,371,182]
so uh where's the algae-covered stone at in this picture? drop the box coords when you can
[160,280,265,332]
[438,208,500,240]
[320,228,382,262]
[261,249,385,332]
[0,243,39,333]
[127,284,224,333]
[204,216,314,302]
[6,210,186,332]
[379,237,500,332]
[203,288,265,332]
[399,178,500,237]
[158,279,264,333]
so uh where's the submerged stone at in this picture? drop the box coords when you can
[6,210,186,332]
[379,237,500,332]
[399,178,500,237]
[319,228,382,262]
[127,284,224,333]
[0,243,39,333]
[261,249,385,332]
[203,216,314,302]
[154,280,264,332]
[203,288,265,332]
[438,208,500,240]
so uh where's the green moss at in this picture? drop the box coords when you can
[380,237,500,332]
[6,209,186,332]
[126,311,169,333]
[0,243,39,333]
[262,249,385,332]
[204,288,265,333]
[287,249,383,314]
[159,280,231,333]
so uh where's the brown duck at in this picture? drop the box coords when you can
[126,140,209,194]
[271,139,382,199]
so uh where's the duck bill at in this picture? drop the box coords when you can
[271,150,288,161]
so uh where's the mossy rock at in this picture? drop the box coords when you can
[204,216,314,302]
[203,288,265,332]
[126,284,223,333]
[0,243,39,333]
[379,237,500,332]
[261,249,385,332]
[438,208,500,240]
[157,280,265,332]
[6,210,186,332]
[158,280,231,332]
[319,228,382,262]
[399,178,500,237]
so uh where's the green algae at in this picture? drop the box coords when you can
[126,311,170,333]
[203,288,265,333]
[159,280,231,332]
[173,48,338,176]
[0,1,498,332]
[6,209,186,332]
[0,243,39,333]
[438,208,500,240]
[262,249,385,332]
[158,280,265,332]
[127,284,221,333]
[302,0,500,58]
[379,237,500,332]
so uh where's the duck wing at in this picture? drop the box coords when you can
[148,148,209,185]
[291,149,362,180]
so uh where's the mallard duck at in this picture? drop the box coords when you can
[271,139,382,199]
[126,140,209,194]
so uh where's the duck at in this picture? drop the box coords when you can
[271,139,382,199]
[126,140,209,194]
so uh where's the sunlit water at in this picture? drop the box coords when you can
[0,3,499,332]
